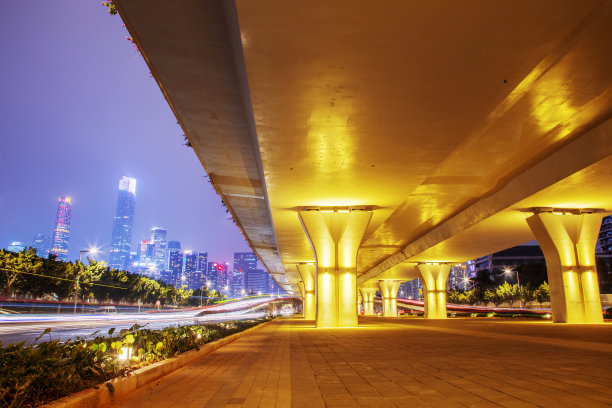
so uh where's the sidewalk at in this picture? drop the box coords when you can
[109,317,612,408]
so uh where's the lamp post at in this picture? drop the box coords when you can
[503,267,521,308]
[75,247,99,314]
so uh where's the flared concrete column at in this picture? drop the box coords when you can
[360,287,377,316]
[299,208,372,327]
[297,263,316,321]
[416,264,451,319]
[357,293,363,314]
[526,211,605,323]
[378,280,401,317]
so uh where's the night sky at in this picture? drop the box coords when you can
[0,1,251,264]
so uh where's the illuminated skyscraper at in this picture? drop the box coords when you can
[167,246,183,286]
[109,177,136,270]
[207,262,228,292]
[150,227,167,271]
[31,233,51,258]
[51,196,72,261]
[233,252,257,296]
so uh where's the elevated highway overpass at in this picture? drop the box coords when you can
[115,0,612,325]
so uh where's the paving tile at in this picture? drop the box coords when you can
[109,317,612,408]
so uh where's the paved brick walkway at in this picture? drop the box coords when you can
[109,317,612,408]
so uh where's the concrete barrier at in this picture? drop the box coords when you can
[43,319,273,408]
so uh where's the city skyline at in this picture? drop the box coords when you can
[0,1,251,265]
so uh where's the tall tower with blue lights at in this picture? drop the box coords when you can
[109,177,137,270]
[51,196,72,261]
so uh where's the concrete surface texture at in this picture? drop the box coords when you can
[108,317,612,408]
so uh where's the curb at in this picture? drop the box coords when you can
[43,319,273,408]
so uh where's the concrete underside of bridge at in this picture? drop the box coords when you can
[115,0,612,325]
[109,318,612,408]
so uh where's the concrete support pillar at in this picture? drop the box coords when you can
[357,293,363,314]
[378,280,401,317]
[416,264,451,319]
[526,211,605,323]
[299,209,372,327]
[297,264,316,321]
[360,287,377,316]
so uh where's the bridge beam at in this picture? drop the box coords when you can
[296,264,316,321]
[416,264,451,319]
[378,280,402,317]
[299,208,372,327]
[526,211,605,324]
[359,287,377,316]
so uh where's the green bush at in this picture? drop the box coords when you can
[0,318,268,408]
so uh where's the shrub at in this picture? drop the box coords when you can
[0,318,268,408]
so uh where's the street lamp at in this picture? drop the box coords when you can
[75,247,99,314]
[503,267,521,308]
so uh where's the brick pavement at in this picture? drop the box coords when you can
[109,317,612,408]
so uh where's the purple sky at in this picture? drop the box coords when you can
[0,1,251,264]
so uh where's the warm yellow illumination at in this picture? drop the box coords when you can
[360,287,377,316]
[416,264,451,319]
[297,264,316,321]
[300,209,372,328]
[526,212,604,324]
[378,280,401,317]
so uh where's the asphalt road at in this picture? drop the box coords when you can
[0,309,267,345]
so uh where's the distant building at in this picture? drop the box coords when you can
[31,233,50,257]
[7,241,25,253]
[167,247,183,286]
[132,239,155,275]
[403,279,423,300]
[167,240,181,252]
[109,177,136,270]
[598,215,612,254]
[245,268,269,295]
[196,251,208,273]
[447,264,469,290]
[184,251,199,289]
[51,196,72,261]
[468,245,546,281]
[207,262,228,292]
[150,227,167,271]
[233,252,257,296]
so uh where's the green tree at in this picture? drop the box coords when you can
[534,281,550,303]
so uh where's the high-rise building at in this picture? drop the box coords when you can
[196,251,208,273]
[7,242,26,252]
[51,196,72,261]
[404,278,423,300]
[598,215,612,254]
[447,264,469,290]
[168,241,181,250]
[233,252,257,297]
[245,268,269,295]
[167,247,183,286]
[31,233,51,257]
[207,262,228,292]
[109,177,136,270]
[150,227,167,271]
[184,251,198,289]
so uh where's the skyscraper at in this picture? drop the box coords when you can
[233,252,257,297]
[109,177,137,270]
[245,268,270,295]
[51,196,71,261]
[150,227,167,271]
[167,246,183,286]
[184,251,198,289]
[207,262,228,292]
[31,233,51,258]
